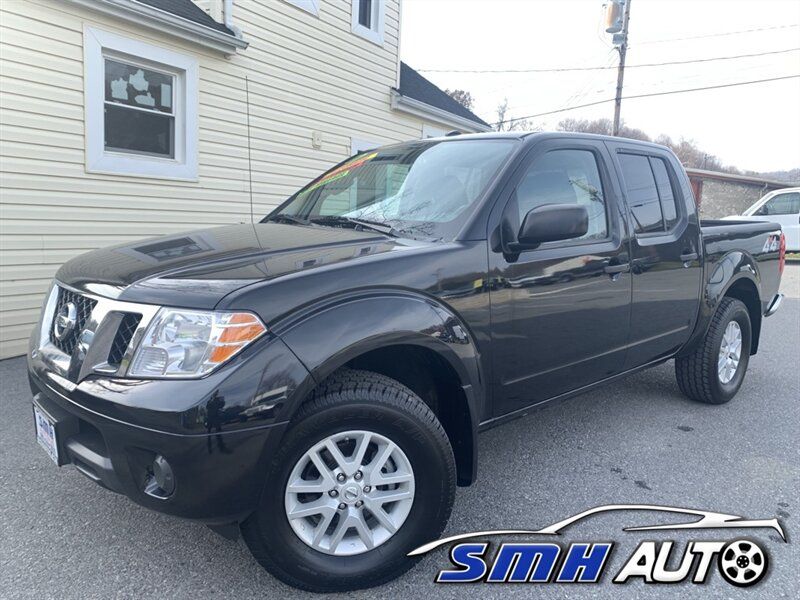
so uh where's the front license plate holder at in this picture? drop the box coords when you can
[34,403,59,465]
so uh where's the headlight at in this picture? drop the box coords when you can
[128,308,267,378]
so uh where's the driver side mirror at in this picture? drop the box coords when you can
[508,204,589,252]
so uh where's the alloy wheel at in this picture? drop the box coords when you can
[284,430,415,556]
[717,321,742,384]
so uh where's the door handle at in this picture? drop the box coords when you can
[603,262,630,275]
[680,251,699,262]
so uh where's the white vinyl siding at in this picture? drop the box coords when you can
[422,124,447,138]
[0,0,450,359]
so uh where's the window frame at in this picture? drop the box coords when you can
[282,0,320,16]
[501,143,617,253]
[351,0,385,46]
[616,148,687,240]
[757,191,800,216]
[84,26,198,180]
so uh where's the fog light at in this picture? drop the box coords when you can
[144,454,175,498]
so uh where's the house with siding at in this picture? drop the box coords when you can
[0,0,490,359]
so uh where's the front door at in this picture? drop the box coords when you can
[489,139,632,416]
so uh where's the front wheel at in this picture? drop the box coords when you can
[241,369,456,592]
[675,297,752,404]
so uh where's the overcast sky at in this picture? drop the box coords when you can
[400,0,800,173]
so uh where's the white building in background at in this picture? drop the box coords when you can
[0,0,490,359]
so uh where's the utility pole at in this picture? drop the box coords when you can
[612,0,632,136]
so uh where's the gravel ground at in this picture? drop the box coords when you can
[1,265,798,599]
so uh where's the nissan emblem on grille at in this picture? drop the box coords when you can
[53,302,77,342]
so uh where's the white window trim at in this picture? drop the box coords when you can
[351,0,385,46]
[84,26,199,181]
[350,137,382,154]
[283,0,320,16]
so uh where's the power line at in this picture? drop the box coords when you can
[419,47,800,74]
[638,22,800,44]
[493,74,800,126]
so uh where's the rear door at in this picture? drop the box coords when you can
[606,142,703,368]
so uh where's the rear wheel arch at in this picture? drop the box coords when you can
[722,277,762,354]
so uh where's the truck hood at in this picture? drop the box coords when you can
[56,223,399,308]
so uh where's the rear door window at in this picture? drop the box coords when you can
[619,153,663,234]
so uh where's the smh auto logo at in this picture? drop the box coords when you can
[408,505,785,587]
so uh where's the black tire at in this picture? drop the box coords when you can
[241,369,456,592]
[675,297,751,404]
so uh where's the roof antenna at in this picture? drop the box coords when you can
[445,130,462,137]
[245,75,255,224]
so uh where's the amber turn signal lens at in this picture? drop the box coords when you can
[209,313,266,364]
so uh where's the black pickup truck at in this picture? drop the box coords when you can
[27,132,785,592]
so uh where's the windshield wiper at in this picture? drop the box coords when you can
[263,213,311,226]
[310,215,401,237]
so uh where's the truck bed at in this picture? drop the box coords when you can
[700,218,783,316]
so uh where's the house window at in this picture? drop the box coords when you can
[283,0,319,15]
[352,0,384,45]
[84,27,198,180]
[104,59,175,158]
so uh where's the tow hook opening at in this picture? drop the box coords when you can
[143,454,175,499]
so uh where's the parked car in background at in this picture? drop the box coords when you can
[723,187,800,251]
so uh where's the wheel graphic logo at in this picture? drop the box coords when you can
[718,539,768,587]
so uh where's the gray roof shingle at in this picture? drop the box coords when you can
[135,0,235,36]
[131,5,487,128]
[397,62,489,128]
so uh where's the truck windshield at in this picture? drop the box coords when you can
[267,139,517,240]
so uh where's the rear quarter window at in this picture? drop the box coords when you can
[649,157,679,229]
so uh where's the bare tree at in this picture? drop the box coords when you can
[556,118,748,172]
[444,89,475,111]
[495,98,538,132]
[557,117,648,141]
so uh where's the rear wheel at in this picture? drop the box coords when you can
[675,297,752,404]
[241,369,456,592]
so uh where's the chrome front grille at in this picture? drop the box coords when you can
[108,313,142,366]
[38,283,160,381]
[49,287,97,354]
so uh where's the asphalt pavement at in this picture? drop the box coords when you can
[1,265,798,599]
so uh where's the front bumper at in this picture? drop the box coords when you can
[29,369,289,524]
[26,325,314,523]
